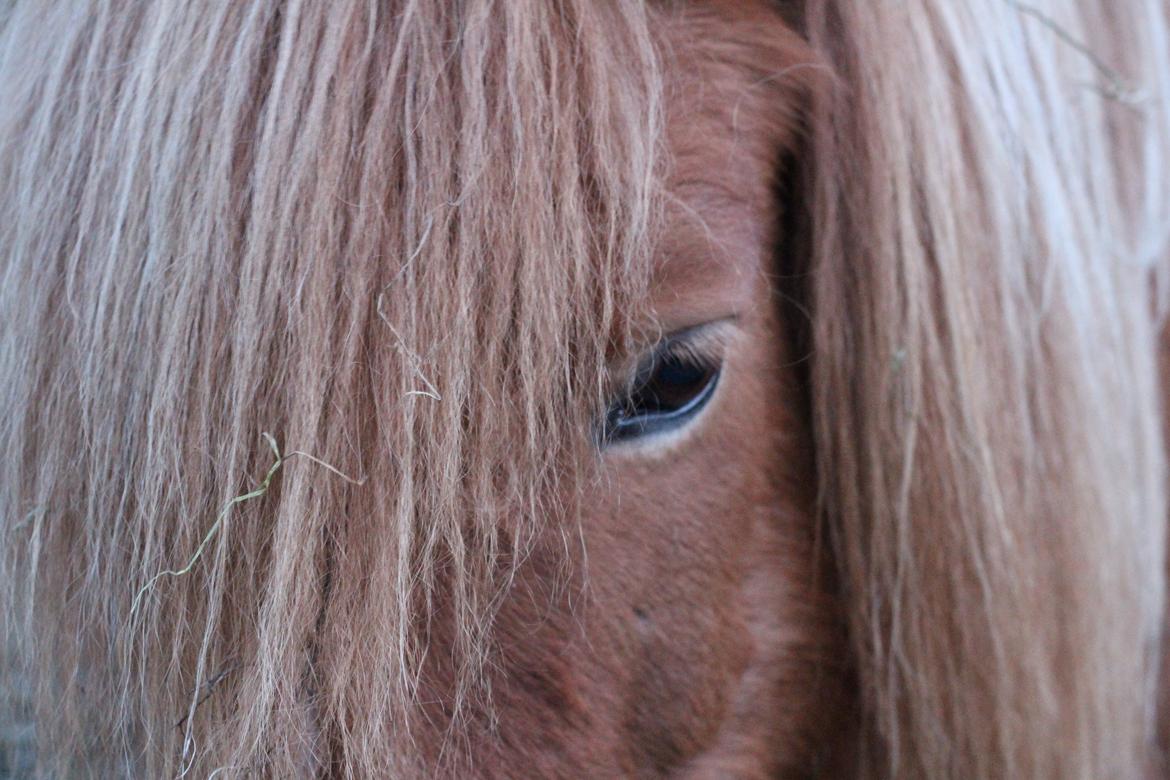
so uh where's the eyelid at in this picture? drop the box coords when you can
[630,318,737,384]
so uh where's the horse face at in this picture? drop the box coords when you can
[463,5,844,776]
[5,0,1166,774]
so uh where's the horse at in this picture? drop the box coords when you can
[2,0,1169,776]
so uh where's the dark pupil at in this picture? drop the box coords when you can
[626,355,713,417]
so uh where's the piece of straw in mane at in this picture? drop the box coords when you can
[129,433,365,617]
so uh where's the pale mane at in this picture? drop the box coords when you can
[0,2,660,775]
[804,0,1170,776]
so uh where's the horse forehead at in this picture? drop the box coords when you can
[652,182,767,328]
[653,99,790,327]
[649,2,808,328]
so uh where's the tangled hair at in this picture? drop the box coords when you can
[0,1,659,775]
[2,0,1170,777]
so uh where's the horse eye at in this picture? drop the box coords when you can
[603,348,721,445]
